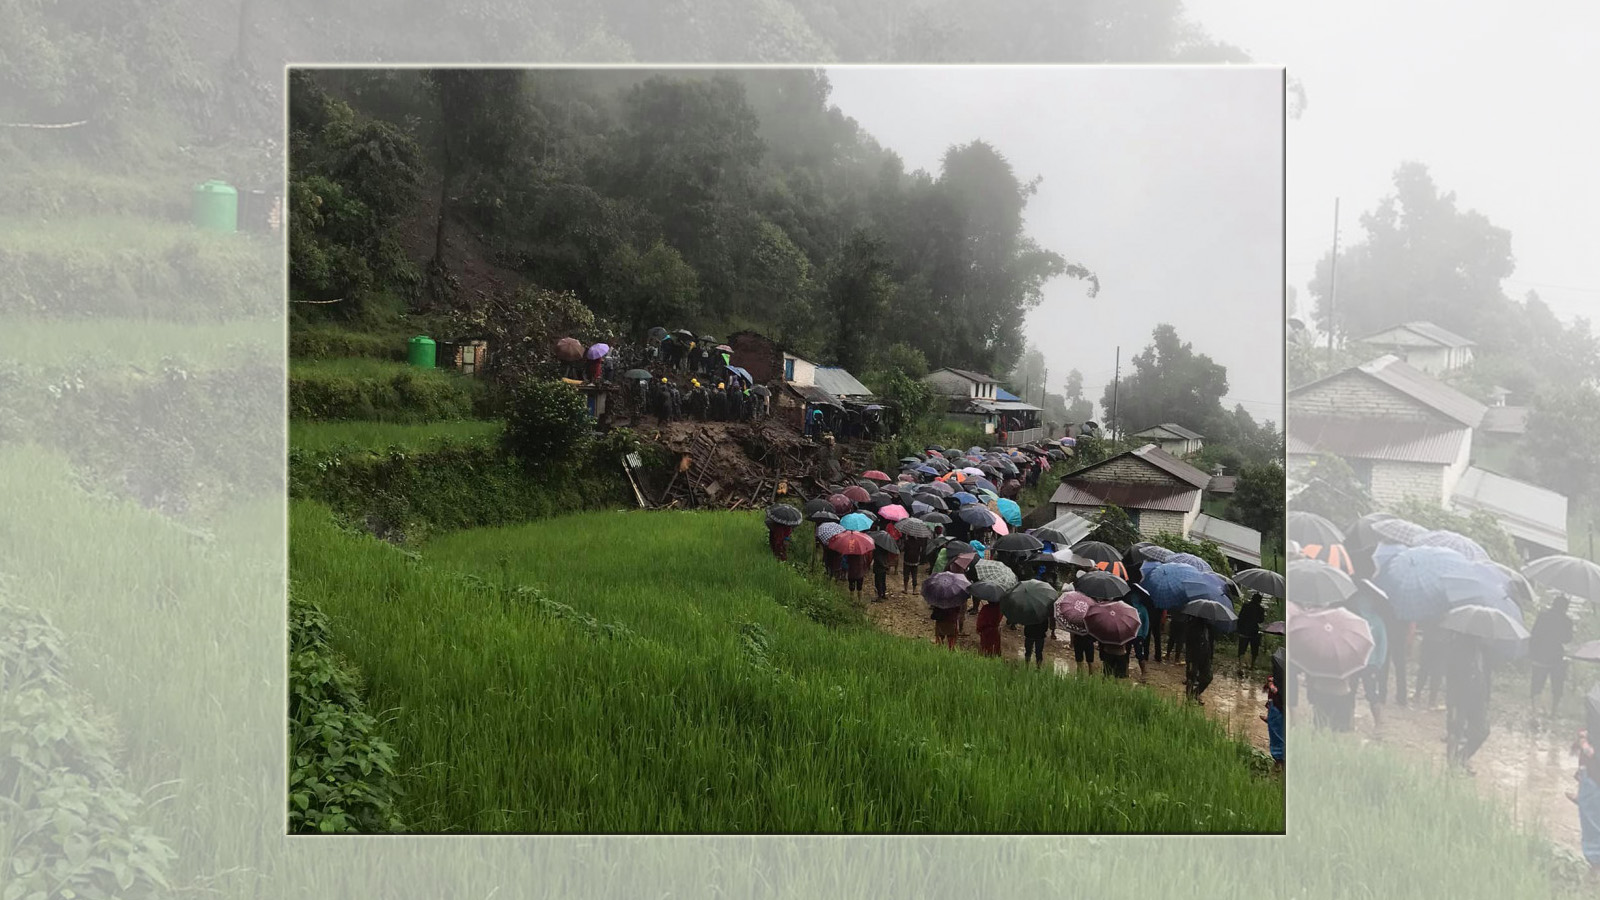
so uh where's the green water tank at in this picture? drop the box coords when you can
[192,180,238,233]
[408,335,437,368]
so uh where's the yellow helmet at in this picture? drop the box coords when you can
[718,383,726,389]
[691,379,700,387]
[661,378,668,383]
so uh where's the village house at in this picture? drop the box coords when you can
[922,367,1043,445]
[1049,443,1214,540]
[1353,321,1476,375]
[1129,422,1204,457]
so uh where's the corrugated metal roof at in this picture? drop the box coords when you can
[1132,444,1214,488]
[934,367,1000,384]
[1360,321,1476,348]
[786,383,845,408]
[1050,480,1199,512]
[1480,406,1530,435]
[1190,513,1262,564]
[974,399,1043,412]
[1451,466,1568,553]
[1286,415,1467,464]
[1133,422,1204,440]
[812,367,874,397]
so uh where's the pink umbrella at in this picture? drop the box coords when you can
[898,474,916,483]
[1055,590,1094,635]
[990,518,1010,536]
[879,504,909,522]
[843,485,872,503]
[1085,601,1140,645]
[1286,607,1374,679]
[862,470,892,483]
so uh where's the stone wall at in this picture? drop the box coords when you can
[1139,509,1187,539]
[1077,456,1179,486]
[1289,371,1444,424]
[1371,461,1446,509]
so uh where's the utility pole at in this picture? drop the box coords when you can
[1111,346,1120,444]
[1328,198,1340,363]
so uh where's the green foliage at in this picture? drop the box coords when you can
[289,322,415,362]
[884,343,930,379]
[288,592,405,834]
[0,594,176,898]
[606,239,703,331]
[1100,323,1228,440]
[1390,497,1520,567]
[1071,431,1112,466]
[862,368,935,431]
[289,359,489,423]
[291,502,1283,832]
[1089,504,1141,549]
[1150,531,1234,577]
[291,420,504,454]
[1290,453,1373,531]
[448,285,597,386]
[1522,383,1600,506]
[1228,462,1286,540]
[502,378,594,468]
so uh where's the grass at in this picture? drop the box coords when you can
[293,501,1284,834]
[289,357,489,422]
[0,315,281,370]
[289,419,503,453]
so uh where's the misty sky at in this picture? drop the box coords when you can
[824,66,1285,429]
[1184,0,1600,332]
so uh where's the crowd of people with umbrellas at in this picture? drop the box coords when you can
[554,330,776,424]
[762,442,1290,769]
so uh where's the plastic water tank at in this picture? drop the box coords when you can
[192,180,238,232]
[407,335,436,369]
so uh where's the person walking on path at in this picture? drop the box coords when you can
[1265,655,1286,769]
[767,522,794,561]
[871,541,895,602]
[932,604,960,650]
[845,551,870,598]
[976,599,1003,657]
[1070,631,1096,675]
[1168,612,1187,665]
[1306,673,1356,731]
[1099,640,1131,679]
[1531,594,1575,716]
[1569,698,1600,882]
[1236,592,1266,668]
[1128,592,1152,680]
[1446,633,1492,773]
[1415,624,1448,710]
[1184,616,1214,705]
[1021,610,1055,669]
[901,533,928,592]
[1348,584,1388,728]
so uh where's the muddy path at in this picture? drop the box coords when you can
[819,559,1272,754]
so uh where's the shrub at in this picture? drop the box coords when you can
[502,377,592,469]
[1150,531,1234,577]
[289,359,489,423]
[1391,497,1520,566]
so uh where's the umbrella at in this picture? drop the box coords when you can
[750,385,770,397]
[804,498,834,517]
[879,504,910,522]
[1127,542,1176,566]
[647,326,669,342]
[1524,555,1600,602]
[1367,516,1431,546]
[1167,553,1213,573]
[990,518,1011,537]
[952,492,979,506]
[1483,561,1535,608]
[1299,543,1356,575]
[555,337,584,362]
[1288,511,1345,547]
[958,506,997,528]
[1074,569,1130,601]
[672,328,695,340]
[765,504,803,527]
[1416,529,1492,563]
[922,511,953,526]
[809,510,840,524]
[585,342,611,360]
[924,481,956,496]
[1234,568,1286,599]
[901,456,924,466]
[699,334,718,344]
[1001,580,1057,626]
[1287,558,1358,608]
[911,501,937,517]
[970,581,1011,603]
[1056,591,1095,634]
[967,540,988,557]
[840,512,873,532]
[975,559,1020,591]
[1094,560,1130,580]
[1571,641,1600,663]
[827,494,855,515]
[862,470,892,483]
[1287,607,1375,679]
[1141,562,1225,610]
[715,344,734,354]
[1034,527,1073,546]
[915,465,940,477]
[1375,546,1486,622]
[842,485,871,504]
[1263,621,1286,635]
[993,533,1045,554]
[872,532,901,554]
[815,522,845,544]
[897,518,934,540]
[1183,598,1238,633]
[1085,601,1142,645]
[995,498,1023,527]
[623,368,654,381]
[922,572,972,609]
[865,491,894,507]
[828,531,874,556]
[1439,604,1530,642]
[1072,541,1123,564]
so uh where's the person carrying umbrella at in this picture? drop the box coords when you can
[901,530,929,594]
[976,596,1004,657]
[1236,592,1266,668]
[1184,614,1215,705]
[1127,589,1152,680]
[1168,611,1187,665]
[871,532,897,602]
[1414,624,1448,710]
[1445,631,1491,773]
[1531,593,1575,716]
[767,519,796,561]
[1069,627,1096,676]
[1305,672,1356,731]
[1567,690,1600,880]
[1021,608,1055,669]
[845,547,871,598]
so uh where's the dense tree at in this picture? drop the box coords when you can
[1100,323,1228,439]
[1229,462,1285,540]
[827,229,896,373]
[1062,369,1094,423]
[1522,384,1600,510]
[1289,454,1371,531]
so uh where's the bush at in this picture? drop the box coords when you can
[289,323,411,362]
[1150,531,1234,577]
[503,377,592,468]
[289,359,489,423]
[288,592,405,833]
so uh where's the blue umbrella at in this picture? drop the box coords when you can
[840,512,873,532]
[1371,542,1408,573]
[1167,553,1213,573]
[1375,546,1486,622]
[1143,562,1225,611]
[995,498,1023,527]
[1417,529,1491,563]
[953,492,979,506]
[916,465,939,477]
[970,478,999,494]
[958,506,997,528]
[911,501,936,517]
[968,540,987,558]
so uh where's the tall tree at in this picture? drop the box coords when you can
[1099,323,1228,438]
[827,229,895,372]
[1062,369,1093,422]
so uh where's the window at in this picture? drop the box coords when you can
[1128,510,1142,531]
[784,358,795,381]
[1349,459,1374,491]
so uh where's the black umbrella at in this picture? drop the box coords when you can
[1034,528,1074,546]
[922,511,953,526]
[804,498,834,517]
[1127,542,1176,566]
[901,456,924,466]
[672,328,695,340]
[1440,604,1530,642]
[1234,568,1286,599]
[699,334,718,344]
[1001,580,1058,626]
[750,385,770,397]
[872,531,901,553]
[765,504,803,527]
[1287,558,1357,608]
[647,326,669,341]
[897,518,934,539]
[970,581,1010,603]
[1075,570,1129,601]
[958,506,997,528]
[1183,598,1239,632]
[993,533,1045,553]
[1288,511,1345,547]
[809,510,840,524]
[1072,541,1123,564]
[1524,555,1600,603]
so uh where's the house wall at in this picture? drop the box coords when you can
[1398,346,1450,375]
[1074,456,1181,487]
[924,370,972,397]
[1139,509,1188,539]
[1289,371,1444,424]
[1180,493,1203,537]
[729,332,783,384]
[1370,460,1447,509]
[1441,427,1473,500]
[786,355,816,387]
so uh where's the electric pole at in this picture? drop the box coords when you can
[1111,346,1120,444]
[1329,198,1340,363]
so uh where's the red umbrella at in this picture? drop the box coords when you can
[1286,607,1374,679]
[843,485,872,503]
[827,493,855,515]
[1085,601,1141,645]
[827,531,874,556]
[1055,590,1094,635]
[862,470,892,483]
[554,337,584,362]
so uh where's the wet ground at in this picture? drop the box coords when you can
[847,570,1272,753]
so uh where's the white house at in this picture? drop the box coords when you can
[923,367,1001,401]
[782,352,816,388]
[1287,354,1485,510]
[1354,321,1476,375]
[1049,443,1212,540]
[1129,422,1204,457]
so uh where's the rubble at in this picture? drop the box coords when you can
[632,419,874,511]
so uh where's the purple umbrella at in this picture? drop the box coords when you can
[1056,590,1095,635]
[585,342,611,360]
[1085,601,1141,646]
[1287,607,1375,679]
[1263,621,1287,635]
[922,572,972,609]
[827,494,855,515]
